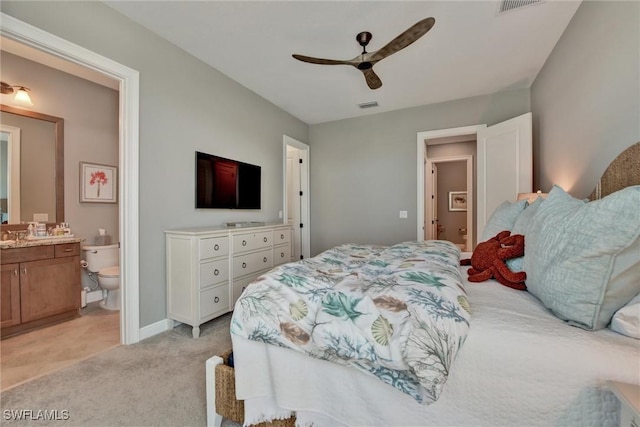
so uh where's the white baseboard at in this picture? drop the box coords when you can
[139,318,175,341]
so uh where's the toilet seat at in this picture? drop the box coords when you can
[99,266,120,278]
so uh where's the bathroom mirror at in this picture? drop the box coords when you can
[0,104,64,227]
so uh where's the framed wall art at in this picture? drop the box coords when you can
[448,191,467,212]
[80,162,117,203]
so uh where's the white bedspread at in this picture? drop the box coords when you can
[232,265,640,426]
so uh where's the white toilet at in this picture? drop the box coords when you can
[82,244,120,311]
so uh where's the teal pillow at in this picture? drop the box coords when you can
[480,199,528,242]
[523,185,640,330]
[506,196,545,272]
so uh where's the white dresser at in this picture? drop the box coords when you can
[165,223,293,338]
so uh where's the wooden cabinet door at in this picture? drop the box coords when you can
[1,263,21,328]
[20,256,81,323]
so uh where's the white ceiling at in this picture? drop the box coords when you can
[5,1,582,125]
[104,1,580,124]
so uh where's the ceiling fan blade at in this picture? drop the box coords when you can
[370,17,435,62]
[362,68,382,90]
[292,54,351,66]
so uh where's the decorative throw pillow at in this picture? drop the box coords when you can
[506,197,545,272]
[523,185,640,330]
[480,199,528,243]
[610,293,640,339]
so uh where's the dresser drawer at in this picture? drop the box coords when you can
[273,244,291,266]
[233,249,272,277]
[199,258,229,289]
[273,228,291,246]
[199,237,229,260]
[232,275,256,308]
[200,284,229,319]
[232,231,271,253]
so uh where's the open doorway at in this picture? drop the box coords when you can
[2,13,140,344]
[417,125,484,250]
[425,156,473,251]
[283,135,310,260]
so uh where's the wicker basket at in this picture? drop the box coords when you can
[215,350,296,427]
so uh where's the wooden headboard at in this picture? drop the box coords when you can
[588,142,640,200]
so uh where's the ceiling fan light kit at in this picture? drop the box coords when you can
[292,17,435,90]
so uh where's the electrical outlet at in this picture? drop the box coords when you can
[399,210,408,219]
[278,211,283,219]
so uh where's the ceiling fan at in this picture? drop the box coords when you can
[292,17,435,90]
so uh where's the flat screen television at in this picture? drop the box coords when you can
[196,151,261,209]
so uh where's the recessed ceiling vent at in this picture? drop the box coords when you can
[498,0,542,14]
[358,101,379,109]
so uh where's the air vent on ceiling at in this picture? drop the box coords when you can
[358,101,379,109]
[498,0,542,14]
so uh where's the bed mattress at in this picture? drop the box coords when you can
[231,263,640,426]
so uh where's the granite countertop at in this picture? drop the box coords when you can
[0,236,84,249]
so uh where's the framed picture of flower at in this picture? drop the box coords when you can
[80,162,117,203]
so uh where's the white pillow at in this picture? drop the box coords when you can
[610,294,640,339]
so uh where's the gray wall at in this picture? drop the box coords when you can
[531,0,640,198]
[1,52,119,241]
[1,1,308,327]
[309,89,530,255]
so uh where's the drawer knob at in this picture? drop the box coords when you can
[214,296,220,303]
[280,234,284,239]
[280,252,285,258]
[242,240,247,246]
[64,248,73,252]
[263,257,267,263]
[214,269,219,276]
[214,244,219,250]
[242,262,247,268]
[263,237,268,243]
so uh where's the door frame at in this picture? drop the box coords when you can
[283,135,310,260]
[1,124,21,223]
[425,156,473,251]
[416,125,486,249]
[2,13,141,344]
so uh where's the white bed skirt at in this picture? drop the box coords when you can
[232,273,640,426]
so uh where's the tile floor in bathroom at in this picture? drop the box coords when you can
[0,302,120,391]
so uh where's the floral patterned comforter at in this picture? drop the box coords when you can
[230,240,471,404]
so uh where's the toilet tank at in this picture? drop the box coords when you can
[82,244,119,272]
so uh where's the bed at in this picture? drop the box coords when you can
[207,142,640,426]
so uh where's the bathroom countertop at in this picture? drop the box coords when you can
[0,236,84,249]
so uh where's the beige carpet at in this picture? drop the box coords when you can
[1,302,120,391]
[0,313,234,427]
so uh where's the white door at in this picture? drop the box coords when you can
[283,135,310,260]
[425,161,438,240]
[476,112,532,240]
[286,148,302,261]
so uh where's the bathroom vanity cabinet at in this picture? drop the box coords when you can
[165,223,293,338]
[1,240,82,338]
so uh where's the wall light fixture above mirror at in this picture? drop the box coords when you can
[1,81,34,107]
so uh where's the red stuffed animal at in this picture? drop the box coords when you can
[460,230,527,290]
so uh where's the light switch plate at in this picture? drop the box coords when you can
[399,211,408,219]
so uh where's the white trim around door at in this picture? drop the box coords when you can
[416,125,486,248]
[1,13,141,344]
[283,135,310,260]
